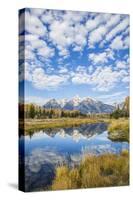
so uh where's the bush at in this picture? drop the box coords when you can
[108,119,129,142]
[51,151,129,190]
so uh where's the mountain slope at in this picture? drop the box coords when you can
[43,96,115,114]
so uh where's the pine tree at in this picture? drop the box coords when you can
[29,104,35,119]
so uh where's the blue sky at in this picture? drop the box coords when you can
[19,8,129,105]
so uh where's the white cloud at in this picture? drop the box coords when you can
[71,66,128,92]
[86,17,100,32]
[110,34,129,50]
[28,38,45,49]
[110,36,124,50]
[49,20,88,53]
[25,63,33,81]
[37,46,55,58]
[25,11,47,37]
[41,10,55,24]
[58,47,69,58]
[116,60,127,69]
[123,35,129,48]
[86,14,110,32]
[19,34,55,73]
[58,67,68,74]
[106,17,129,42]
[32,68,69,90]
[19,9,129,93]
[71,72,90,85]
[71,66,91,84]
[25,49,35,60]
[106,15,121,29]
[105,49,115,60]
[88,26,107,46]
[89,52,107,64]
[30,8,45,17]
[91,67,123,91]
[88,49,115,65]
[87,14,122,47]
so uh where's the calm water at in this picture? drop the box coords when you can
[19,123,129,191]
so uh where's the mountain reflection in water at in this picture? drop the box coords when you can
[19,123,129,192]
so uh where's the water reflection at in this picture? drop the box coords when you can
[19,123,129,191]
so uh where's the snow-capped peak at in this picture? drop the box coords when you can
[58,98,68,108]
[71,95,81,106]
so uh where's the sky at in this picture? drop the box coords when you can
[19,8,129,105]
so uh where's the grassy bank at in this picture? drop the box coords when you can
[51,150,129,190]
[24,118,104,134]
[108,118,129,142]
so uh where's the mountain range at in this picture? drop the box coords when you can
[43,96,115,114]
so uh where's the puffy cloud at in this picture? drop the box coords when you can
[116,60,127,69]
[49,19,88,53]
[71,65,128,92]
[71,65,91,84]
[30,8,45,17]
[25,10,47,37]
[91,67,124,91]
[110,34,129,50]
[41,10,55,24]
[89,52,107,64]
[88,26,107,46]
[123,36,129,49]
[37,46,55,58]
[86,13,111,32]
[58,67,68,74]
[106,17,129,42]
[110,36,124,50]
[106,15,121,29]
[86,15,101,31]
[32,68,69,90]
[89,49,115,65]
[71,72,90,85]
[19,9,129,93]
[58,46,69,58]
[87,14,124,47]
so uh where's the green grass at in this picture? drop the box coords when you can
[51,150,129,190]
[108,118,129,142]
[24,118,104,134]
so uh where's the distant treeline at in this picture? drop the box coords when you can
[19,104,110,119]
[110,96,129,119]
[19,104,86,119]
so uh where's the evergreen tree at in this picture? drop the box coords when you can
[29,104,35,119]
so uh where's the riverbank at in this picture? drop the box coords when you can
[51,150,129,190]
[21,117,129,139]
[23,118,105,134]
[108,118,129,142]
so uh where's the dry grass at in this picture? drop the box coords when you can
[108,118,129,142]
[24,118,104,134]
[51,151,129,190]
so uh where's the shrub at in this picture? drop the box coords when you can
[108,119,129,142]
[51,151,129,190]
